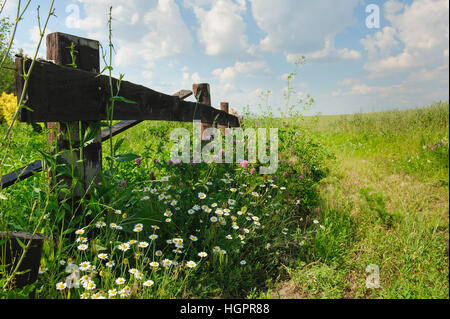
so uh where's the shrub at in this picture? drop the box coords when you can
[0,92,17,125]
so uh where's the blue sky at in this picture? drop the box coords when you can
[2,0,449,116]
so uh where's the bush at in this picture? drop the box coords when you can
[0,92,17,125]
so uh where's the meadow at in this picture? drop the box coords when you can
[0,98,448,299]
[265,101,449,299]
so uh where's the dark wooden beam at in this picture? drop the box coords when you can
[15,58,240,127]
[0,160,43,190]
[100,90,193,141]
[0,90,194,190]
[0,231,44,296]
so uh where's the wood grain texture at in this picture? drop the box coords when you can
[16,59,240,127]
[44,32,102,197]
[100,89,194,141]
[0,91,194,190]
[0,160,43,189]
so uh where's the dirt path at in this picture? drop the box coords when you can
[273,153,449,299]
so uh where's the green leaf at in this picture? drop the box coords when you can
[113,137,125,153]
[0,239,8,247]
[95,242,107,251]
[62,228,75,235]
[19,104,34,112]
[97,65,113,76]
[0,264,10,271]
[114,153,140,163]
[110,96,137,104]
[82,122,101,147]
[15,238,27,250]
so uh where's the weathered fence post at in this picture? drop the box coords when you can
[193,83,212,140]
[0,232,44,297]
[45,32,102,198]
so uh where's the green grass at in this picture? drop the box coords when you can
[0,101,448,299]
[1,116,329,299]
[272,101,449,299]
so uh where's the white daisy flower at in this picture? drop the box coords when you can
[77,244,88,251]
[83,280,96,290]
[55,282,66,290]
[97,253,108,260]
[138,241,149,248]
[91,292,106,299]
[162,259,173,267]
[108,289,118,298]
[117,243,130,252]
[96,221,106,228]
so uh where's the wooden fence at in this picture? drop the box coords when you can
[1,32,241,191]
[0,32,241,292]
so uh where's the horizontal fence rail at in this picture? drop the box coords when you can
[0,90,194,190]
[16,58,239,127]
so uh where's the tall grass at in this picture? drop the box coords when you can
[276,101,449,299]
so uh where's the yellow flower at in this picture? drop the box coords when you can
[0,92,17,125]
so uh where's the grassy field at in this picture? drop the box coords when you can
[0,101,448,299]
[268,101,449,299]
